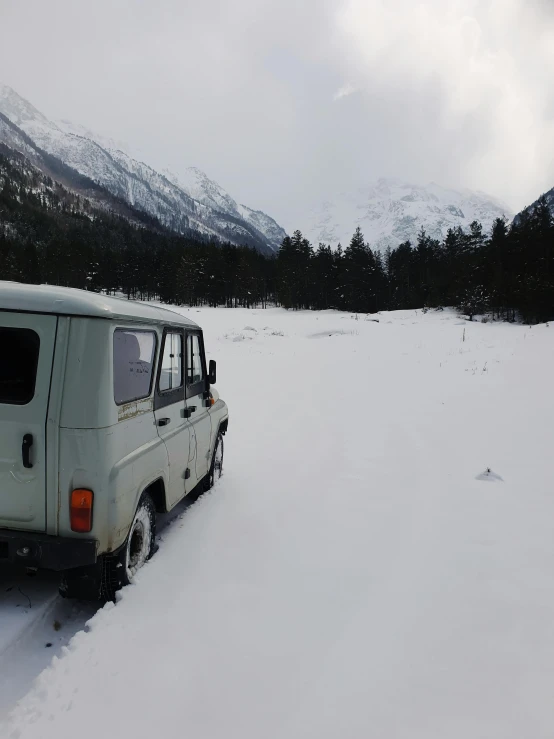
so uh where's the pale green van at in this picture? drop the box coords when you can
[0,283,228,599]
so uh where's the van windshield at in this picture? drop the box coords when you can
[0,328,40,405]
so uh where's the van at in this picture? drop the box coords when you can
[0,283,229,599]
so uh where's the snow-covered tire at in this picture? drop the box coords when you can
[206,432,224,490]
[60,493,157,601]
[100,493,157,601]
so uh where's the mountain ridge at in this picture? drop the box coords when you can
[0,84,286,254]
[513,186,554,225]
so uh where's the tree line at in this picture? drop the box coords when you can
[0,152,274,307]
[1,151,554,323]
[277,203,554,324]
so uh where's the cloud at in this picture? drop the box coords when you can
[333,83,357,101]
[333,0,554,209]
[0,0,553,227]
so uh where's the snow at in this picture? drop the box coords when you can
[0,567,97,718]
[3,306,554,738]
[237,202,286,251]
[304,178,514,249]
[55,119,138,160]
[173,166,242,216]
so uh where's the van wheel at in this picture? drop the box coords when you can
[59,493,157,602]
[101,493,157,601]
[206,432,224,490]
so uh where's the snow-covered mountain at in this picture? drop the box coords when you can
[164,166,287,248]
[0,112,186,229]
[56,118,136,160]
[304,178,513,250]
[0,85,286,254]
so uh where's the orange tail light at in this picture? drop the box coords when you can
[70,489,94,533]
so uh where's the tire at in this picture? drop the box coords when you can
[101,493,157,601]
[60,493,157,602]
[206,432,224,490]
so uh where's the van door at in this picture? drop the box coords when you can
[154,329,191,508]
[0,312,58,532]
[185,331,212,489]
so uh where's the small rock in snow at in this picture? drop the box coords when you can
[476,468,504,482]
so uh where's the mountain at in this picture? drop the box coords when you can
[0,112,168,227]
[304,178,512,250]
[513,187,554,225]
[163,166,287,249]
[0,146,276,312]
[0,85,286,254]
[0,144,157,239]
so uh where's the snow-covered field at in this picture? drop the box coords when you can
[2,306,554,738]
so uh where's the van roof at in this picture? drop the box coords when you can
[0,282,199,328]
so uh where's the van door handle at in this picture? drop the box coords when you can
[22,434,33,469]
[182,406,197,419]
[158,418,171,427]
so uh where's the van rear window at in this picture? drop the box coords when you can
[113,329,157,405]
[0,328,40,405]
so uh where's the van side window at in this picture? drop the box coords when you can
[159,332,183,392]
[113,330,156,405]
[186,334,204,386]
[0,328,40,405]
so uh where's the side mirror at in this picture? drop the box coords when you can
[208,359,217,385]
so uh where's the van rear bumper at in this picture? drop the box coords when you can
[0,529,97,571]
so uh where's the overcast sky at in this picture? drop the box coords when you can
[1,0,553,229]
